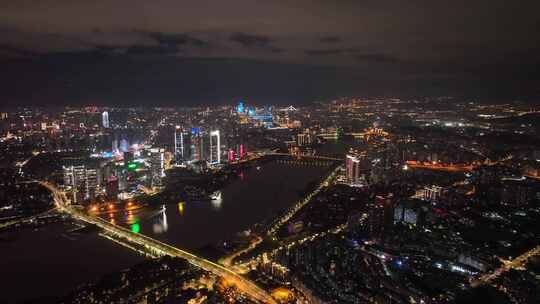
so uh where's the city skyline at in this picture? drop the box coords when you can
[2,99,540,303]
[1,2,540,304]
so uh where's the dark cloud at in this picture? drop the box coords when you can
[320,36,341,43]
[147,32,209,48]
[353,53,398,63]
[229,32,284,53]
[1,0,540,104]
[126,44,179,56]
[304,49,343,56]
[304,48,397,64]
[230,33,271,48]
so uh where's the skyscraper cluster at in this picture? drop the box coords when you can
[63,165,99,203]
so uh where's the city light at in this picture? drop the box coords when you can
[210,130,221,164]
[131,222,140,233]
[9,93,540,304]
[177,202,184,215]
[40,182,277,304]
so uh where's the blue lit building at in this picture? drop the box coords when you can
[237,101,245,114]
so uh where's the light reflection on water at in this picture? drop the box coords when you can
[178,202,184,216]
[152,205,168,234]
[211,197,223,210]
[101,161,331,251]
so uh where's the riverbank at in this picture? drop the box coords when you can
[0,220,143,303]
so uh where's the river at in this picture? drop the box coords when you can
[110,161,331,253]
[0,160,331,303]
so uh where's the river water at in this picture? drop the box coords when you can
[0,221,143,303]
[0,161,330,303]
[112,161,331,252]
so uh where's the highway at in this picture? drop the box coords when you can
[40,181,277,304]
[0,206,57,229]
[316,127,389,140]
[266,165,342,236]
[263,152,341,161]
[405,160,474,172]
[470,245,540,287]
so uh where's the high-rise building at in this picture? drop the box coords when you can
[63,165,99,203]
[367,203,384,238]
[85,168,99,201]
[239,143,245,159]
[63,165,86,203]
[228,149,235,162]
[117,168,128,191]
[209,130,221,164]
[174,126,186,162]
[346,154,361,184]
[106,176,119,201]
[368,194,395,239]
[102,111,110,128]
[237,101,245,114]
[124,151,134,169]
[394,203,418,225]
[346,150,368,185]
[424,185,443,202]
[150,148,165,188]
[112,138,118,152]
[297,132,312,146]
[119,139,129,152]
[190,128,204,162]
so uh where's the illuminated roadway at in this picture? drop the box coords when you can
[40,181,277,304]
[0,207,56,229]
[470,245,540,287]
[0,181,56,229]
[218,164,341,271]
[263,152,341,161]
[405,160,475,172]
[266,165,342,236]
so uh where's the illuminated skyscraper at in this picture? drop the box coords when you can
[63,165,85,203]
[237,101,245,114]
[346,154,360,184]
[174,126,186,162]
[297,132,312,146]
[424,185,443,202]
[239,144,245,159]
[190,128,203,162]
[150,148,165,188]
[85,168,99,201]
[119,139,129,152]
[63,165,100,203]
[102,111,110,128]
[228,149,235,162]
[209,130,221,164]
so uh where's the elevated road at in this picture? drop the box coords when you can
[266,165,341,236]
[40,181,276,304]
[0,181,56,229]
[470,245,540,287]
[405,160,474,172]
[262,152,341,161]
[0,208,56,229]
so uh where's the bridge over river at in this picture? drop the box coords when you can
[40,181,276,304]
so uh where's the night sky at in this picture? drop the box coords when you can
[1,0,540,106]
